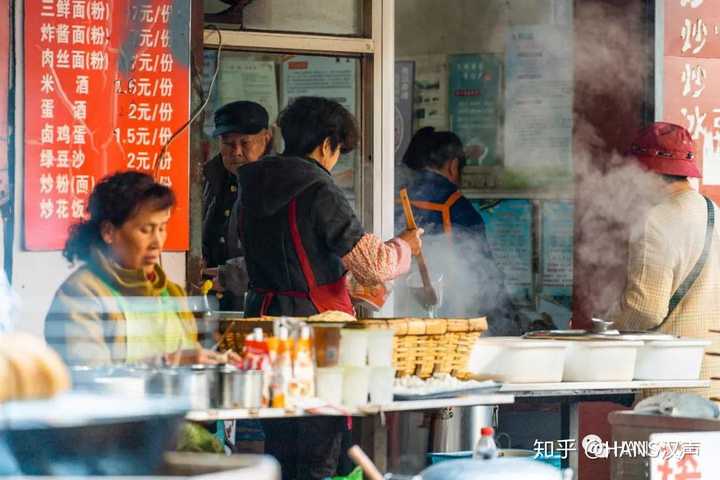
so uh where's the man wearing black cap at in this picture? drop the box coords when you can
[202,101,272,310]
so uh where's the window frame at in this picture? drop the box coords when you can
[197,0,395,238]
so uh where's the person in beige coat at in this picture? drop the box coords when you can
[609,122,720,400]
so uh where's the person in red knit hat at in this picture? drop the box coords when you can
[609,122,720,400]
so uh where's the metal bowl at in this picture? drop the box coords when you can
[0,393,188,475]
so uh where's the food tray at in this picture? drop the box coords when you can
[393,381,502,401]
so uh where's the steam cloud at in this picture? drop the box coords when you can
[394,1,670,327]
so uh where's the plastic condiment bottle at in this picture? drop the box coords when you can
[250,328,273,407]
[271,326,293,409]
[292,325,316,400]
[472,426,498,460]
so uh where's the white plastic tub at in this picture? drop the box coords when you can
[338,329,368,366]
[634,339,711,380]
[468,337,568,383]
[563,340,642,382]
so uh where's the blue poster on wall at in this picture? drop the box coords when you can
[448,54,502,167]
[473,199,533,304]
[541,201,574,303]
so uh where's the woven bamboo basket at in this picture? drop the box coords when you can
[356,317,488,379]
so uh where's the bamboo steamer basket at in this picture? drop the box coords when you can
[356,317,488,379]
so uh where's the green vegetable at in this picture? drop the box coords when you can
[330,466,364,480]
[176,422,224,454]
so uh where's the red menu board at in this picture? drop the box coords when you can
[0,0,8,200]
[664,0,720,203]
[24,0,190,250]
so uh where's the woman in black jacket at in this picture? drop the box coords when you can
[238,97,421,318]
[237,97,422,479]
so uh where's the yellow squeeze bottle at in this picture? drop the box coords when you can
[293,325,315,399]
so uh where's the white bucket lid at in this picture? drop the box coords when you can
[642,338,712,348]
[568,340,643,347]
[504,340,570,349]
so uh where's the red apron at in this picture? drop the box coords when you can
[409,190,462,236]
[253,197,355,317]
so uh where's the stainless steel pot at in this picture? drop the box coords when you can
[235,370,263,409]
[430,406,496,453]
[142,366,263,410]
[1,393,188,476]
[187,365,217,410]
[217,365,240,409]
[145,366,215,410]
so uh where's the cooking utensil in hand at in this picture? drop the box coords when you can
[399,188,438,311]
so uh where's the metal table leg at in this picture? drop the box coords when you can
[357,413,389,473]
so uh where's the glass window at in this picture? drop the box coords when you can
[201,50,363,208]
[393,0,574,328]
[204,0,364,36]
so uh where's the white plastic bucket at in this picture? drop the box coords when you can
[367,329,395,367]
[338,329,369,366]
[563,341,642,382]
[342,366,371,407]
[369,366,396,405]
[315,367,344,405]
[634,339,711,380]
[468,338,568,383]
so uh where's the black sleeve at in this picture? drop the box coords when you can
[226,196,244,260]
[312,182,366,257]
[201,185,215,262]
[201,162,213,222]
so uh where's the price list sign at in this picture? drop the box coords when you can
[664,0,720,201]
[24,0,190,250]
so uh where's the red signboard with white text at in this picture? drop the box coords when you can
[664,0,720,203]
[24,0,190,250]
[0,0,9,204]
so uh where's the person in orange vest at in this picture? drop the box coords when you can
[398,127,522,335]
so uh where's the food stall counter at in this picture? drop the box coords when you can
[500,379,711,397]
[185,393,516,421]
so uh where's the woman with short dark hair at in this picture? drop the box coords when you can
[278,95,359,158]
[46,171,229,366]
[238,96,421,318]
[237,96,422,479]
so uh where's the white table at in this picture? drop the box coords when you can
[500,379,710,396]
[186,394,515,422]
